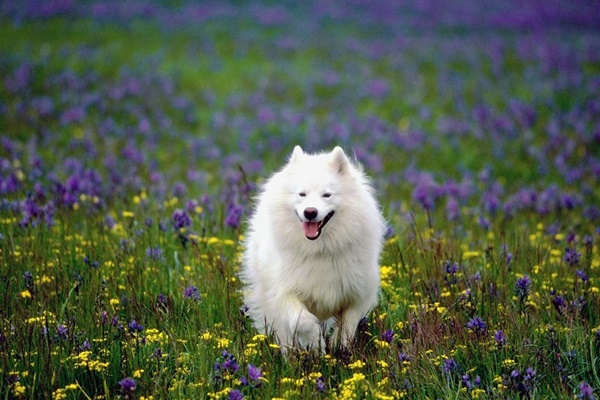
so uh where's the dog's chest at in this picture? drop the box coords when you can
[290,256,361,319]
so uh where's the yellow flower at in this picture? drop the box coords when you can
[348,360,366,369]
[20,290,31,299]
[463,251,481,260]
[252,334,268,342]
[12,382,26,397]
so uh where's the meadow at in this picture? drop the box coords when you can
[1,1,600,398]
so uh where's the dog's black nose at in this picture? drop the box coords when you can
[303,208,318,221]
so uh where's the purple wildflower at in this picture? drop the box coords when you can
[157,293,171,310]
[515,275,532,300]
[214,351,239,375]
[184,285,201,301]
[56,324,68,340]
[248,364,264,384]
[225,203,244,229]
[119,377,137,393]
[172,209,192,229]
[578,382,596,399]
[412,180,438,210]
[152,348,163,359]
[381,329,395,344]
[128,319,143,333]
[80,340,91,351]
[228,389,244,400]
[462,374,481,391]
[240,304,250,317]
[443,260,459,285]
[564,247,581,266]
[552,293,567,314]
[316,376,326,393]
[494,330,507,348]
[100,311,108,325]
[22,271,34,289]
[576,269,589,282]
[145,246,164,261]
[466,316,487,338]
[443,358,459,375]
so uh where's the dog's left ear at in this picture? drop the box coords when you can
[330,146,350,174]
[289,145,304,164]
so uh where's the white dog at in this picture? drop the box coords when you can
[241,146,385,353]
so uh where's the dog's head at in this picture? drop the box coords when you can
[286,146,351,240]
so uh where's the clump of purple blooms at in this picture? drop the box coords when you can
[466,316,487,339]
[183,285,201,301]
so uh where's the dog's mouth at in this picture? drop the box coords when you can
[302,211,335,240]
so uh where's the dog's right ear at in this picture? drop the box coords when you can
[289,146,304,163]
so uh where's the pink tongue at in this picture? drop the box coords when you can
[303,221,320,238]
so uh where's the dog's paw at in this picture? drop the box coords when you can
[291,311,324,352]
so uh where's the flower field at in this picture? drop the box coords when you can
[1,1,600,398]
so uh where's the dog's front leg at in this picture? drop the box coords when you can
[335,307,366,350]
[278,297,324,353]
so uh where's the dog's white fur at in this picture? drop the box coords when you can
[241,146,385,352]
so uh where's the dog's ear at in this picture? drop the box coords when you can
[289,145,304,163]
[330,146,350,174]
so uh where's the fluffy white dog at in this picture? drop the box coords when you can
[241,146,385,353]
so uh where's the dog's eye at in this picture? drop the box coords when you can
[298,192,306,197]
[322,193,331,198]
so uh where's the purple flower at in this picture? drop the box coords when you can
[56,324,68,339]
[578,381,596,399]
[515,275,532,300]
[552,293,567,314]
[462,374,481,391]
[225,203,244,229]
[316,376,326,392]
[172,209,192,229]
[494,330,507,348]
[128,319,143,333]
[466,316,487,338]
[381,329,395,344]
[146,246,164,261]
[80,340,91,351]
[564,247,581,266]
[157,293,170,309]
[443,260,459,285]
[576,270,588,282]
[446,196,460,221]
[524,368,536,381]
[119,377,137,393]
[412,180,438,210]
[443,358,459,375]
[228,389,244,400]
[183,285,201,301]
[248,364,263,384]
[214,351,239,374]
[22,271,34,289]
[172,182,187,198]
